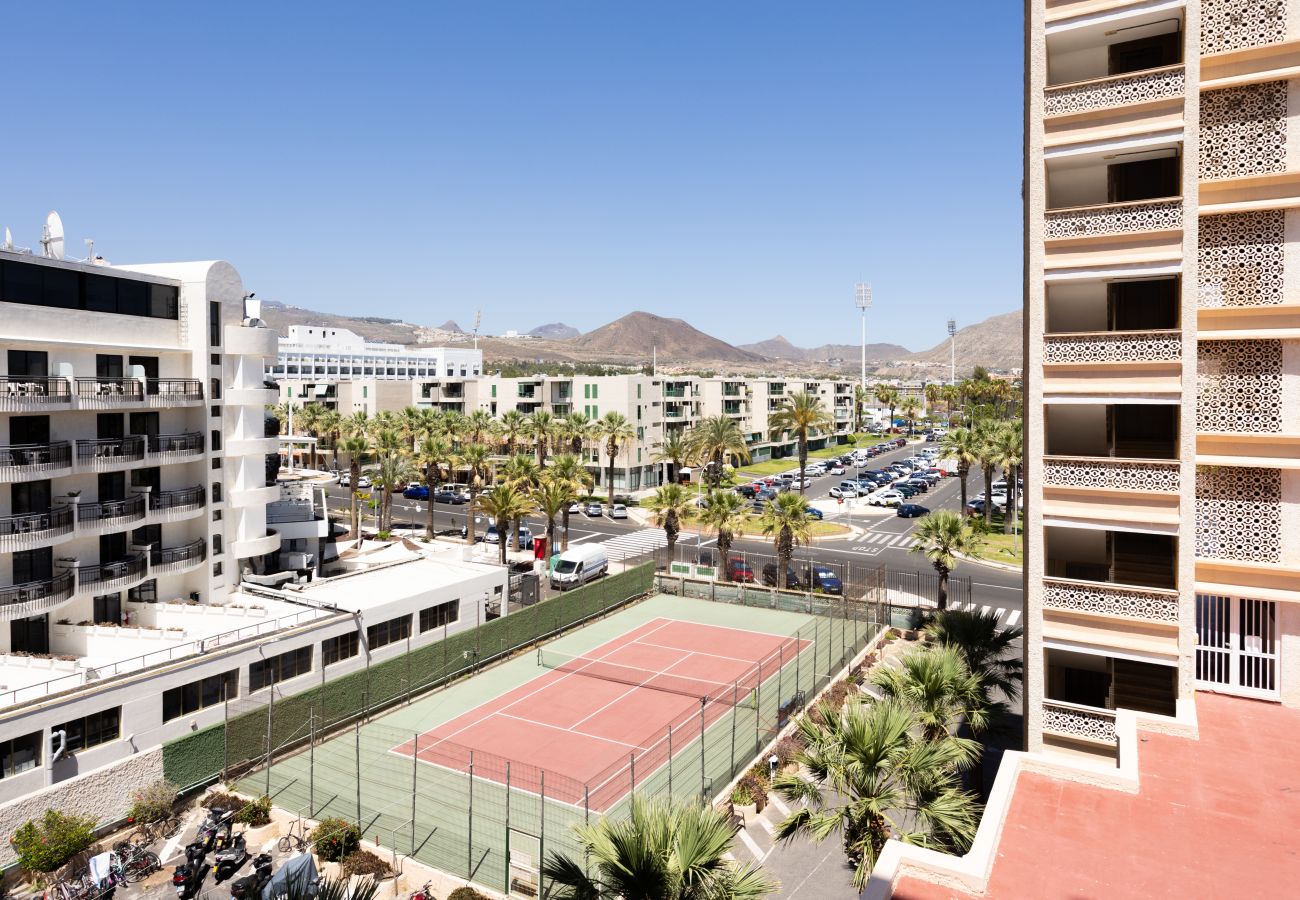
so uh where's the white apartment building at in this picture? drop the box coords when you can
[270,326,481,416]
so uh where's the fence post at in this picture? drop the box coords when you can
[730,682,738,777]
[355,722,362,826]
[584,785,589,825]
[309,710,316,818]
[539,772,546,899]
[629,752,636,794]
[777,641,785,701]
[223,698,230,782]
[504,762,511,892]
[699,698,707,799]
[265,688,274,798]
[795,627,802,697]
[411,732,419,856]
[667,725,673,798]
[467,751,474,878]
[754,658,762,753]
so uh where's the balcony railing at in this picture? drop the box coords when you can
[1044,198,1183,240]
[152,485,206,513]
[147,432,205,458]
[76,436,146,466]
[1044,64,1185,118]
[1042,330,1182,365]
[1041,699,1118,745]
[150,539,207,572]
[81,554,148,591]
[0,571,75,620]
[77,493,147,527]
[1041,456,1180,493]
[148,379,204,402]
[75,377,144,403]
[1042,576,1180,623]
[0,506,75,550]
[0,441,73,473]
[0,376,73,410]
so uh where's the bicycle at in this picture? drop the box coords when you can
[277,817,309,853]
[119,844,161,883]
[408,881,433,900]
[128,813,181,846]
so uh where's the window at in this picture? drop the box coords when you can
[637,384,642,399]
[211,430,221,452]
[56,708,121,753]
[212,458,221,470]
[212,405,221,418]
[249,646,312,691]
[491,385,497,398]
[211,353,222,366]
[419,600,459,633]
[0,261,178,319]
[592,385,598,399]
[583,384,590,399]
[162,671,238,721]
[322,632,360,667]
[128,579,158,603]
[210,378,222,400]
[213,535,223,556]
[209,301,221,347]
[212,482,222,502]
[212,510,222,522]
[366,614,412,650]
[0,731,42,779]
[213,562,223,577]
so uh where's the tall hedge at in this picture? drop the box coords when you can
[163,563,653,788]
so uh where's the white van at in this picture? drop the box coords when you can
[550,544,609,590]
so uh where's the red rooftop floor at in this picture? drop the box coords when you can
[894,693,1300,899]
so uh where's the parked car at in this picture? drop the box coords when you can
[829,464,846,476]
[434,489,463,504]
[869,490,905,507]
[338,473,352,487]
[568,501,583,514]
[550,544,609,590]
[484,525,533,548]
[805,564,843,595]
[727,557,756,583]
[903,478,930,493]
[897,503,929,518]
[584,501,604,516]
[736,484,758,499]
[609,503,628,519]
[403,484,430,500]
[806,507,824,520]
[829,485,857,499]
[761,563,805,590]
[805,463,827,477]
[355,475,372,489]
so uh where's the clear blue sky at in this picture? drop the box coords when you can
[5,1,1022,352]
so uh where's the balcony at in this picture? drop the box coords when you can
[1042,576,1180,658]
[79,554,149,593]
[664,387,688,398]
[0,441,74,483]
[0,506,75,553]
[0,571,75,622]
[1045,526,1177,591]
[75,377,144,406]
[147,432,205,463]
[77,494,147,532]
[151,486,206,521]
[230,529,281,559]
[76,436,146,471]
[150,539,207,575]
[1041,455,1180,527]
[1041,331,1182,398]
[147,379,204,406]
[228,484,279,509]
[1041,700,1117,746]
[1043,577,1180,624]
[224,323,279,358]
[1044,198,1183,241]
[0,376,73,412]
[1045,63,1185,119]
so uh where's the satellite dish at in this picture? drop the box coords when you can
[41,210,65,260]
[2,227,12,251]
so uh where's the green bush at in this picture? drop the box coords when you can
[128,779,178,823]
[309,818,360,862]
[447,888,490,900]
[233,795,271,827]
[730,782,754,806]
[340,850,392,878]
[10,810,97,873]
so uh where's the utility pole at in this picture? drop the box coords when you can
[855,283,872,392]
[947,319,957,385]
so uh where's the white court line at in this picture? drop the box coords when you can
[632,639,756,665]
[563,643,704,733]
[494,711,643,750]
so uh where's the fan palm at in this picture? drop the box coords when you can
[870,645,992,742]
[873,384,899,433]
[758,492,812,590]
[476,484,534,565]
[909,510,979,610]
[461,409,494,446]
[503,454,543,549]
[989,420,1023,535]
[497,409,528,455]
[769,391,833,496]
[652,431,692,486]
[541,794,778,900]
[597,412,635,505]
[339,435,370,540]
[773,697,981,888]
[697,490,750,580]
[853,385,869,434]
[549,453,593,550]
[316,409,342,471]
[414,434,454,539]
[371,451,415,535]
[343,410,370,439]
[685,416,750,488]
[533,474,579,562]
[924,608,1024,709]
[459,442,494,545]
[972,419,999,525]
[645,483,694,565]
[923,383,941,417]
[939,426,980,512]
[561,411,594,455]
[899,396,922,436]
[526,409,558,467]
[296,403,322,469]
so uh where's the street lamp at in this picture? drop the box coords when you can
[947,319,957,385]
[855,283,872,392]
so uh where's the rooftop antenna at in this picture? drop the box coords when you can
[83,238,95,262]
[854,282,872,391]
[40,211,65,260]
[652,345,657,377]
[2,227,12,251]
[472,309,482,350]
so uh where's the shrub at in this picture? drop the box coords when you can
[234,796,271,827]
[339,850,393,879]
[203,791,248,818]
[10,810,97,873]
[447,887,490,900]
[128,779,178,823]
[730,782,754,806]
[309,818,360,862]
[773,732,806,768]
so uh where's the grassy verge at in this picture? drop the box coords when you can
[676,511,850,539]
[969,512,1024,567]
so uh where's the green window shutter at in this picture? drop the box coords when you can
[491,385,497,398]
[362,386,368,398]
[592,385,598,399]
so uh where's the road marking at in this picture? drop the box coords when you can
[736,827,766,863]
[1004,609,1022,627]
[767,793,790,816]
[570,533,600,544]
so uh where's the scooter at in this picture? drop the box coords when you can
[172,842,210,900]
[213,832,249,883]
[230,854,273,900]
[198,808,232,853]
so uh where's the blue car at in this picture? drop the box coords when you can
[403,484,429,500]
[805,564,843,595]
[806,507,824,520]
[897,503,930,518]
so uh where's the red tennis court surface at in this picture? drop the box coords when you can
[391,617,808,811]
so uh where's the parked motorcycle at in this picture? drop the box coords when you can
[198,808,233,853]
[230,853,273,900]
[213,832,249,883]
[172,842,210,900]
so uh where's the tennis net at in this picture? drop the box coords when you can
[536,647,759,707]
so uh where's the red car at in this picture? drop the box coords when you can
[727,557,756,583]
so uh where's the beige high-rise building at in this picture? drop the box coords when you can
[1026,0,1300,761]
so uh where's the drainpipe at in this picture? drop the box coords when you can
[47,729,66,786]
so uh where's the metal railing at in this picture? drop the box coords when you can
[0,375,72,407]
[152,485,206,511]
[150,539,208,569]
[75,436,146,465]
[0,441,73,470]
[0,570,75,617]
[147,432,205,455]
[0,505,75,542]
[77,493,147,525]
[148,378,204,400]
[80,554,148,590]
[75,377,145,402]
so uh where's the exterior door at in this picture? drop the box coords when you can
[1196,594,1279,699]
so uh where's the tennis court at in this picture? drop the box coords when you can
[390,618,808,811]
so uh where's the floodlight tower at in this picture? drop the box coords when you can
[947,318,957,385]
[855,282,872,391]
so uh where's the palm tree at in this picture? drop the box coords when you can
[758,492,812,590]
[973,419,999,526]
[769,391,833,496]
[461,409,494,447]
[940,384,961,426]
[343,409,370,439]
[899,396,922,437]
[645,483,694,566]
[873,384,899,433]
[371,451,415,535]
[459,442,494,545]
[871,645,992,741]
[316,409,343,471]
[533,474,578,562]
[549,453,593,550]
[989,420,1023,535]
[502,454,542,550]
[542,794,778,900]
[910,510,979,610]
[774,696,981,890]
[560,411,594,456]
[685,416,750,488]
[853,384,869,434]
[939,426,980,513]
[652,430,692,486]
[414,434,454,539]
[924,608,1024,714]
[597,412,635,505]
[697,490,750,579]
[923,383,941,419]
[476,484,534,565]
[339,435,370,540]
[497,409,528,455]
[526,410,558,467]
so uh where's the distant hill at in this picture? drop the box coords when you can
[573,311,767,364]
[529,322,581,340]
[259,301,432,345]
[438,320,466,333]
[904,310,1022,372]
[738,335,910,364]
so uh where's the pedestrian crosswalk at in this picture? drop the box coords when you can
[598,527,668,560]
[953,600,1023,630]
[851,531,917,554]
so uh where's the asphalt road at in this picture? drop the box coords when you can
[323,438,1023,620]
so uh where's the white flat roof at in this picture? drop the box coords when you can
[293,552,502,612]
